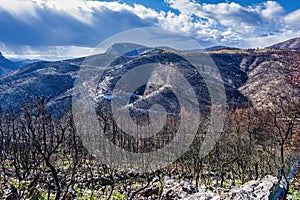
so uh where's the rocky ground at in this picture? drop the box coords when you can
[142,175,284,200]
[2,173,297,199]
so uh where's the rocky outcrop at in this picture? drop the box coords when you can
[222,175,283,200]
[0,174,287,200]
[160,177,219,200]
[159,175,283,200]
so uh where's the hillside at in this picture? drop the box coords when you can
[11,58,44,68]
[206,46,241,51]
[0,41,299,200]
[268,37,300,50]
[238,50,300,107]
[0,52,18,76]
[0,43,300,113]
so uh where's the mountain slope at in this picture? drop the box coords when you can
[268,37,300,50]
[0,47,249,113]
[0,52,18,76]
[11,58,43,68]
[206,46,240,51]
[0,60,80,114]
[0,43,299,114]
[239,50,300,107]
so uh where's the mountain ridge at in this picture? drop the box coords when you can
[0,38,299,113]
[0,52,18,76]
[268,37,300,50]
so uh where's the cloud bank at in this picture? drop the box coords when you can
[0,0,300,59]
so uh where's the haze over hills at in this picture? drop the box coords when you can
[0,38,299,113]
[10,58,44,69]
[0,52,18,76]
[0,52,42,76]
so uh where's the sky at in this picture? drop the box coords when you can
[1,0,300,60]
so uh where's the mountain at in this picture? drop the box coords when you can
[0,43,299,114]
[0,52,41,76]
[268,37,300,50]
[0,45,247,113]
[239,50,300,107]
[206,46,241,51]
[0,60,80,114]
[0,52,18,76]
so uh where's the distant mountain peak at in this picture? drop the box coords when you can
[206,46,241,51]
[106,43,174,56]
[106,43,147,55]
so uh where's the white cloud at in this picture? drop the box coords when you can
[0,0,300,59]
[161,0,288,44]
[0,0,162,47]
[284,9,300,30]
[239,30,300,48]
[260,1,284,20]
[0,43,100,60]
[0,0,162,25]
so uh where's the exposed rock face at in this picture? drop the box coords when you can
[159,175,282,200]
[222,175,282,200]
[160,177,219,200]
[0,174,287,200]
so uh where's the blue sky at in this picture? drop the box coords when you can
[0,0,300,60]
[103,0,300,13]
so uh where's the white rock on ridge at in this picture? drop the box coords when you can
[222,175,282,200]
[160,176,220,200]
[160,175,283,200]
